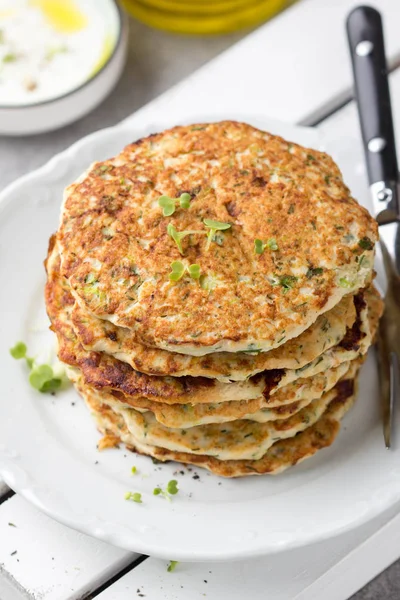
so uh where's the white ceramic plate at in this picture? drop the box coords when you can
[0,114,398,562]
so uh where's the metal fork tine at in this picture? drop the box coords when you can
[389,352,400,446]
[377,324,392,448]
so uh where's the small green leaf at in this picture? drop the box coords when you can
[358,236,374,251]
[179,193,191,208]
[29,364,54,391]
[167,224,184,254]
[153,487,162,495]
[266,238,278,251]
[131,466,137,475]
[254,238,278,254]
[254,239,266,254]
[159,196,176,217]
[40,378,62,394]
[188,264,201,279]
[167,560,179,572]
[124,491,142,503]
[203,219,231,231]
[169,261,185,282]
[10,342,27,360]
[167,479,179,495]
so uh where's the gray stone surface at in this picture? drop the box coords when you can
[352,562,400,600]
[0,13,398,600]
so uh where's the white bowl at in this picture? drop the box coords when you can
[0,0,128,136]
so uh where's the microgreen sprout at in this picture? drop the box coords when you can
[254,238,278,254]
[167,223,204,255]
[169,261,201,282]
[10,341,27,360]
[124,491,142,503]
[203,219,231,250]
[167,560,179,572]
[153,480,179,501]
[10,341,67,393]
[158,193,191,216]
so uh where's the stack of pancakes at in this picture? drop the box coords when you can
[45,121,382,477]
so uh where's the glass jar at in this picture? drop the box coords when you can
[120,0,295,35]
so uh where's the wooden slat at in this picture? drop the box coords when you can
[0,495,137,600]
[95,506,400,600]
[125,0,400,128]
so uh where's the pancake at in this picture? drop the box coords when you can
[77,360,360,460]
[58,120,377,356]
[84,371,359,476]
[71,282,379,381]
[71,358,353,429]
[45,242,380,408]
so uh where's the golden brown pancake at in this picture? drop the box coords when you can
[58,121,377,355]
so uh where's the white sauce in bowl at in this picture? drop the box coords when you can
[0,0,120,106]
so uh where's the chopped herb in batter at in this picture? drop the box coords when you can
[279,275,298,290]
[339,277,352,288]
[358,236,374,251]
[306,267,323,279]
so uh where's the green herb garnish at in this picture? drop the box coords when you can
[10,341,65,393]
[124,491,142,503]
[167,223,204,255]
[153,480,179,501]
[187,264,201,280]
[306,267,323,279]
[158,193,191,216]
[203,219,231,250]
[254,238,278,254]
[167,479,179,495]
[169,261,185,281]
[167,560,179,572]
[358,236,374,251]
[10,341,27,360]
[169,261,201,282]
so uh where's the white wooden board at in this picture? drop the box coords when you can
[0,495,136,600]
[126,0,400,127]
